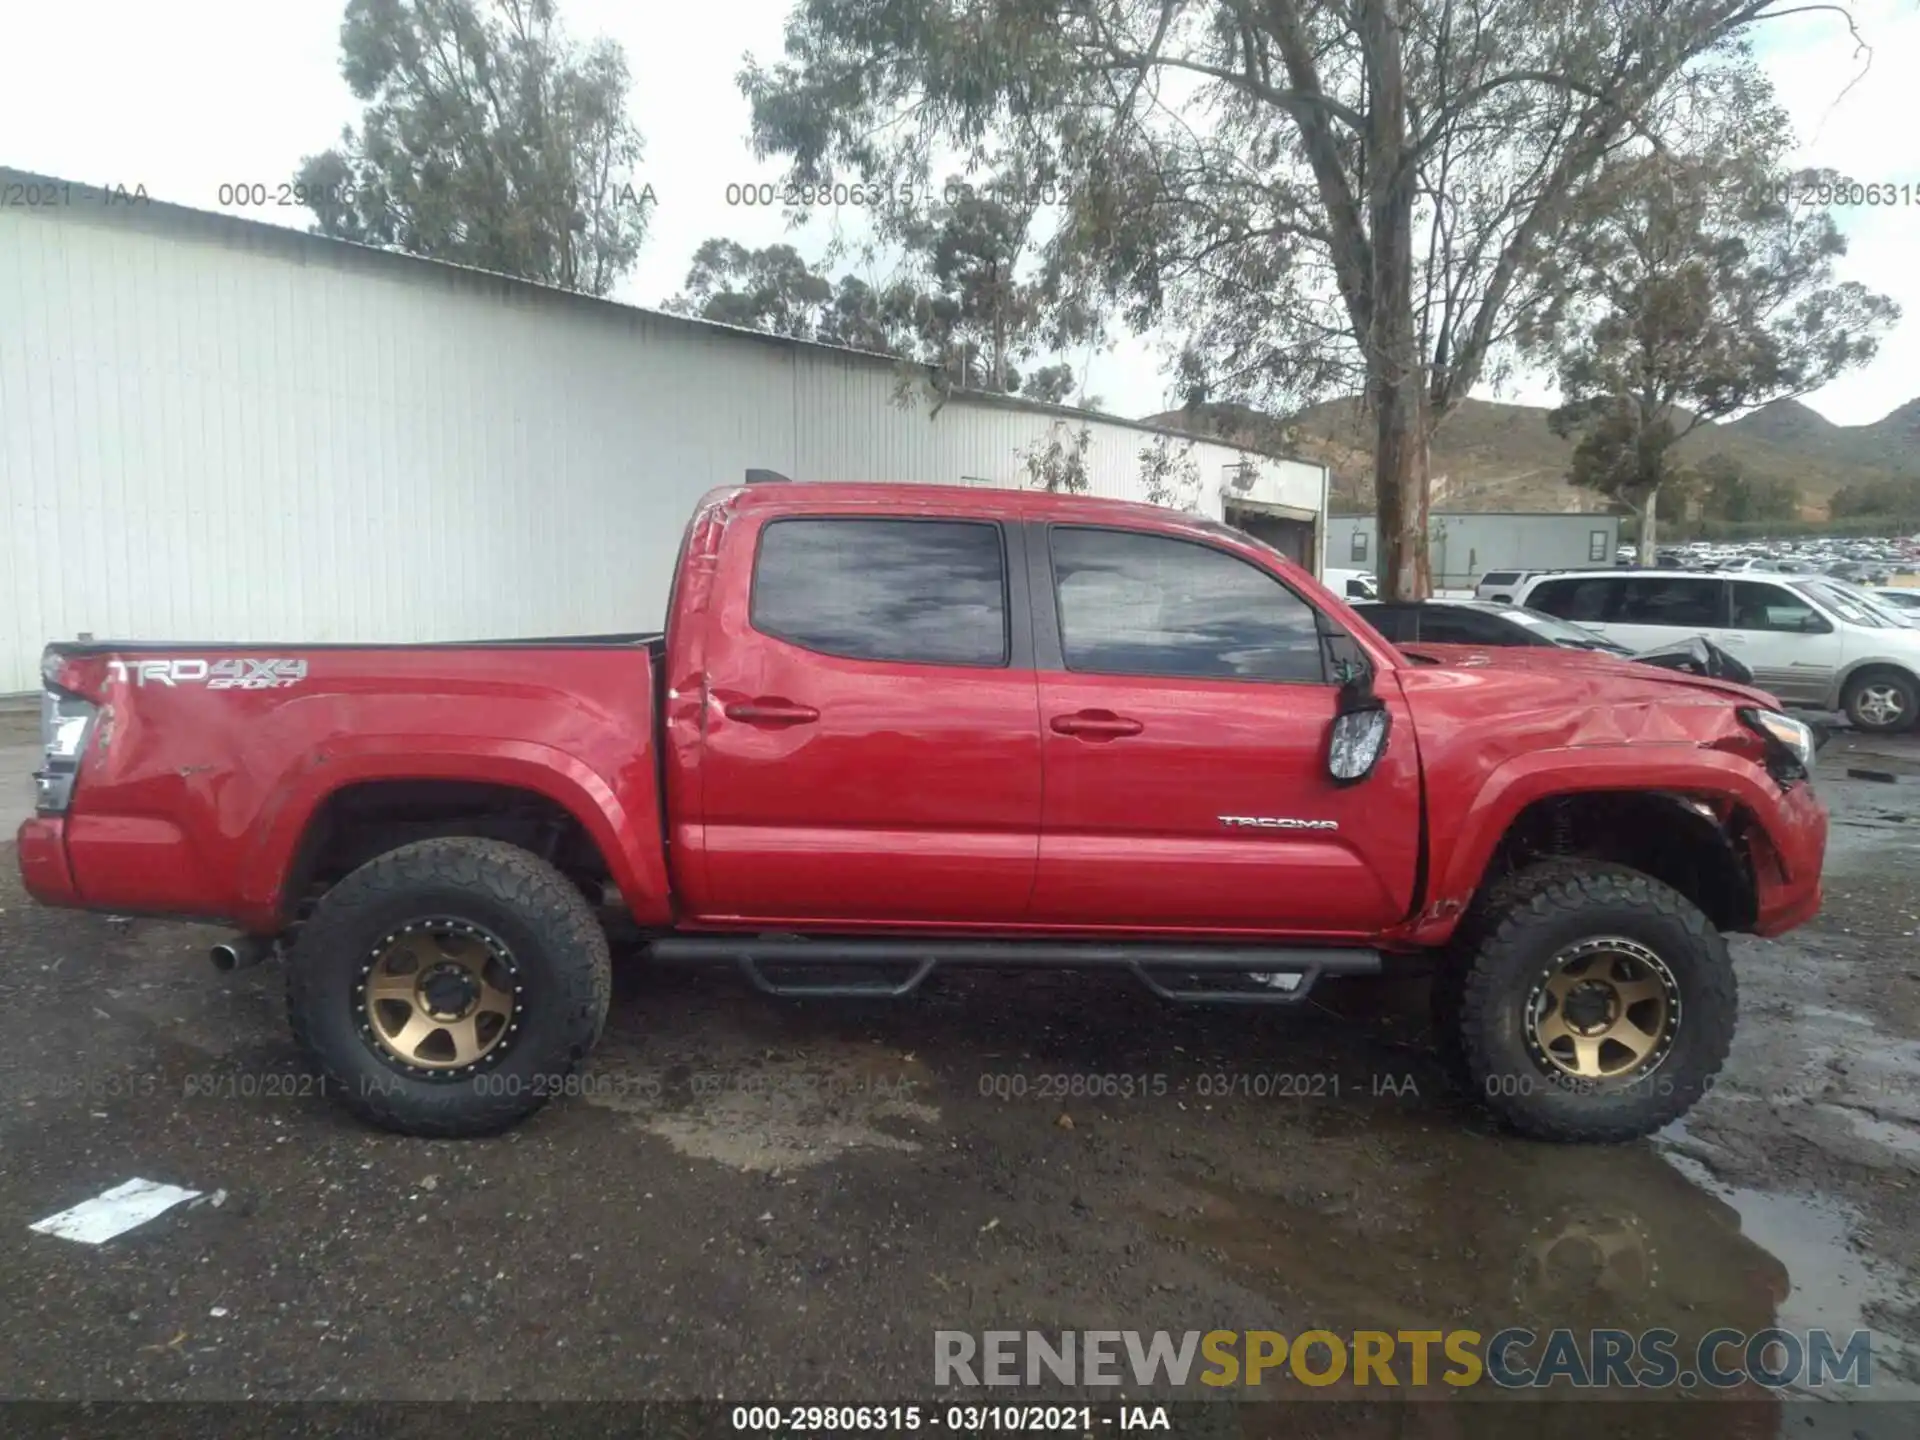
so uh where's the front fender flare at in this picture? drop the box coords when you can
[1392,744,1780,947]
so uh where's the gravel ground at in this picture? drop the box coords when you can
[1,720,1916,1436]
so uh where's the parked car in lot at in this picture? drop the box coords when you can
[1473,569,1560,603]
[1871,586,1920,617]
[1355,601,1755,683]
[19,485,1828,1144]
[1323,566,1379,600]
[1516,568,1920,732]
[1356,600,1631,653]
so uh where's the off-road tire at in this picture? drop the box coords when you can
[287,837,612,1137]
[1430,859,1596,1093]
[1450,862,1736,1143]
[1842,666,1918,735]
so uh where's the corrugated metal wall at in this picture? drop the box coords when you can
[1331,512,1622,590]
[0,194,1326,694]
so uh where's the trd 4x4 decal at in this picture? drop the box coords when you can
[104,658,309,689]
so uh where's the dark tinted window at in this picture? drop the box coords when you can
[752,518,1007,665]
[1051,527,1326,682]
[1731,581,1827,634]
[1528,576,1618,622]
[1618,577,1724,627]
[1353,604,1412,642]
[1417,607,1524,645]
[1480,571,1520,587]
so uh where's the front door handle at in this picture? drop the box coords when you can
[724,698,820,725]
[1051,710,1144,740]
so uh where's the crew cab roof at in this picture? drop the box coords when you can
[701,481,1217,528]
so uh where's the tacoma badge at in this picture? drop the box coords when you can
[1218,815,1340,831]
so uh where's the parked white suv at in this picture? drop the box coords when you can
[1474,569,1560,603]
[1514,569,1920,733]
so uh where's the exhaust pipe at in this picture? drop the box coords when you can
[209,935,277,973]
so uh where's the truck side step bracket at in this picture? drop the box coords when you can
[646,936,1383,1005]
[737,956,937,1000]
[1132,965,1329,1006]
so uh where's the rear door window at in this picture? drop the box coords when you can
[1417,607,1520,645]
[1617,577,1726,628]
[1528,576,1620,623]
[751,517,1009,666]
[1355,606,1412,642]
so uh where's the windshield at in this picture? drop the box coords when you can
[1826,579,1918,626]
[1498,607,1632,652]
[1793,578,1899,629]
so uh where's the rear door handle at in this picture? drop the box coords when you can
[723,698,820,725]
[1051,710,1144,740]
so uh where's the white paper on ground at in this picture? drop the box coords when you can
[29,1178,203,1244]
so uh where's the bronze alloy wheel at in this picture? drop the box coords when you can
[356,918,523,1076]
[1523,936,1680,1081]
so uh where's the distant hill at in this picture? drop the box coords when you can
[1721,398,1840,450]
[1725,398,1920,478]
[1146,394,1920,519]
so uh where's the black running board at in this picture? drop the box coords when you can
[644,936,1383,1006]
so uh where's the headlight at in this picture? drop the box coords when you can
[1738,707,1816,775]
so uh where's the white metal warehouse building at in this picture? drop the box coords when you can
[0,169,1330,695]
[1332,511,1623,592]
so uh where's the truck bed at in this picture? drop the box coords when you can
[29,639,671,933]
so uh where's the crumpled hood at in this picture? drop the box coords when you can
[1395,641,1785,710]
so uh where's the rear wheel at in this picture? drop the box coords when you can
[1842,666,1918,734]
[287,837,612,1137]
[1445,863,1735,1143]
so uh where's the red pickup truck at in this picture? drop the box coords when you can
[17,483,1827,1142]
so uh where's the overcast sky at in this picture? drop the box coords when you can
[4,0,1916,426]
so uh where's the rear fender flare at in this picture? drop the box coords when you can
[236,736,670,929]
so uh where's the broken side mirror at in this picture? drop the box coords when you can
[1327,666,1391,786]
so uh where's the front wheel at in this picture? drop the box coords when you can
[1442,863,1736,1143]
[286,837,612,1137]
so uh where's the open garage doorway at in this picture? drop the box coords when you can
[1224,498,1319,574]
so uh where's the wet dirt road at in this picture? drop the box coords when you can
[1,719,1916,1434]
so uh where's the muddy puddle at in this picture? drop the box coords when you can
[1145,1092,1918,1406]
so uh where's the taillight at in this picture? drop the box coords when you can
[35,660,98,814]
